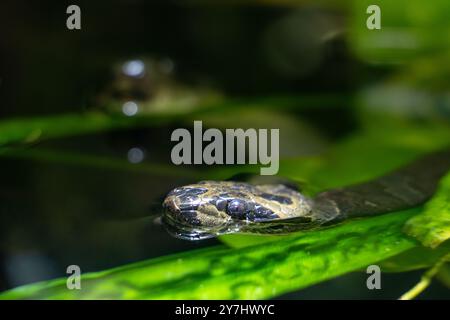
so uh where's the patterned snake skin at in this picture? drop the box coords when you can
[163,149,450,240]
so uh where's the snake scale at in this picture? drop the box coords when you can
[162,149,450,240]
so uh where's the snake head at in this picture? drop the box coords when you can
[162,181,311,240]
[162,182,251,240]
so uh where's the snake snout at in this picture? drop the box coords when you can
[163,195,203,227]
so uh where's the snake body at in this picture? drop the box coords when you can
[162,149,450,240]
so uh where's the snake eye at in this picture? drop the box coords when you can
[227,199,247,219]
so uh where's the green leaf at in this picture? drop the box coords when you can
[0,209,418,300]
[404,172,450,248]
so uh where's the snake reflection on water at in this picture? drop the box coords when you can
[162,149,450,240]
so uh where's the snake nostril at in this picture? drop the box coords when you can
[179,210,202,226]
[163,199,202,226]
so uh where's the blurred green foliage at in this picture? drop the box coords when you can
[350,0,450,64]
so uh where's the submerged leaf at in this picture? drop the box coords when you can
[379,240,450,272]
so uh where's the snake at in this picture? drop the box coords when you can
[162,149,450,240]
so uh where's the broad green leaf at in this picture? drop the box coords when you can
[0,209,418,300]
[404,172,450,248]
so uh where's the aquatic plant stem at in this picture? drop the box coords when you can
[399,253,450,300]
